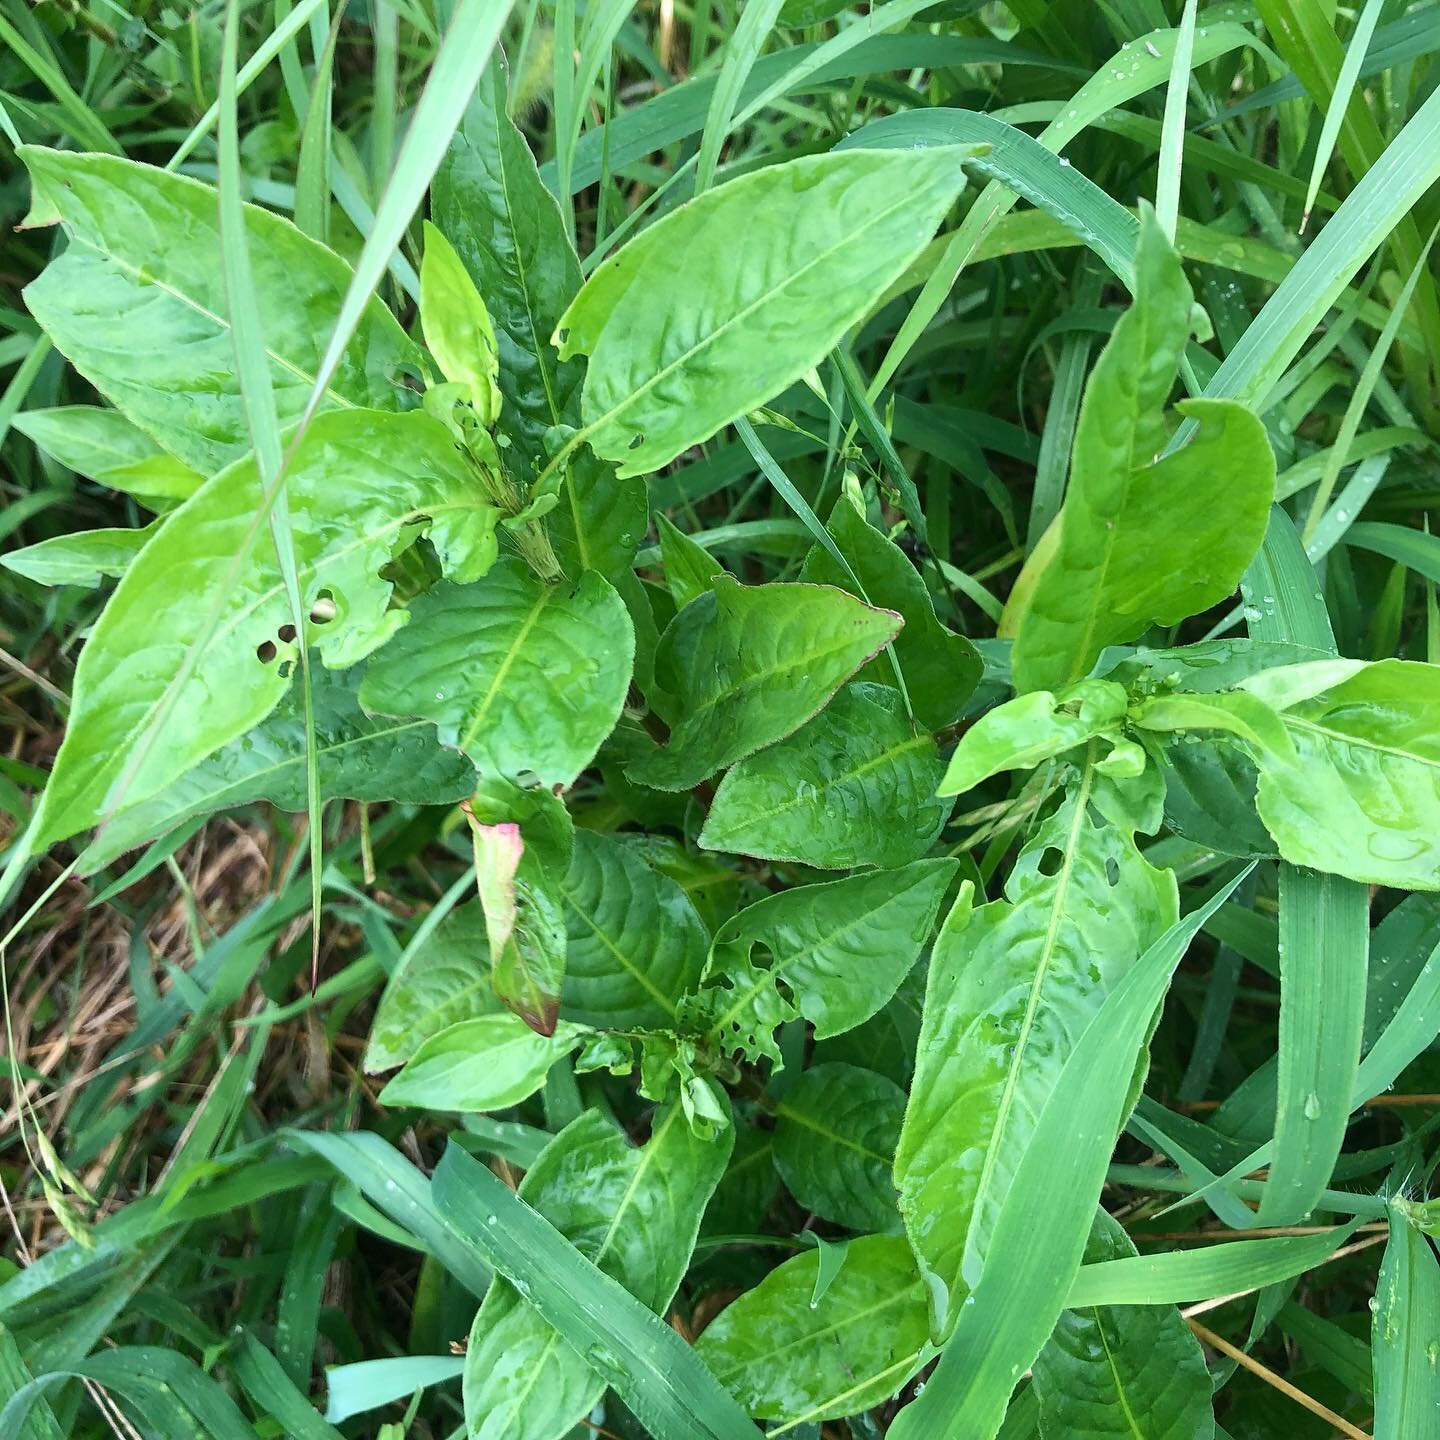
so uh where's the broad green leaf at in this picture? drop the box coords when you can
[558,830,709,1029]
[1152,737,1277,859]
[378,1012,582,1111]
[360,558,633,790]
[772,1063,904,1232]
[420,220,503,424]
[888,871,1250,1439]
[463,1105,731,1440]
[19,149,421,475]
[33,409,497,848]
[1235,659,1440,889]
[366,901,500,1074]
[2,525,157,588]
[896,762,1177,1324]
[700,683,950,869]
[695,1235,930,1424]
[1005,213,1274,693]
[430,52,645,577]
[1373,1206,1440,1440]
[939,680,1127,797]
[1032,1210,1213,1440]
[799,495,980,728]
[555,147,973,476]
[692,858,956,1063]
[629,576,901,791]
[12,405,202,501]
[657,513,725,609]
[79,664,475,874]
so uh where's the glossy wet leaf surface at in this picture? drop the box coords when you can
[696,1235,930,1424]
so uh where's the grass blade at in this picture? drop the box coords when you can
[888,868,1252,1440]
[430,1141,765,1440]
[1155,0,1198,242]
[1300,0,1385,234]
[299,0,515,431]
[1373,1209,1440,1439]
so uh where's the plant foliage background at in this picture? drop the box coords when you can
[3,0,1440,1437]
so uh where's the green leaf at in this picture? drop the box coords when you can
[939,680,1128,797]
[772,1063,905,1232]
[18,149,421,475]
[1373,1206,1440,1440]
[366,901,501,1074]
[1067,1221,1362,1308]
[695,858,957,1060]
[2,524,157,589]
[462,1106,731,1440]
[798,495,980,729]
[1033,1210,1213,1440]
[1006,213,1274,693]
[695,1235,930,1424]
[378,1012,583,1112]
[558,830,709,1029]
[1257,865,1368,1227]
[430,52,645,578]
[629,575,901,792]
[555,147,973,476]
[888,870,1251,1439]
[1232,658,1440,890]
[432,54,583,466]
[657,512,725,610]
[420,220,503,424]
[12,405,202,501]
[432,1139,761,1440]
[33,409,497,848]
[896,761,1177,1328]
[79,664,476,874]
[700,683,950,870]
[360,558,633,790]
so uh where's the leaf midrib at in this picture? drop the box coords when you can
[458,585,557,753]
[558,875,681,1017]
[1284,713,1440,770]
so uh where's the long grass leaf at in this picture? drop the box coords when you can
[1300,0,1385,233]
[299,0,515,431]
[695,0,785,195]
[1373,1210,1440,1439]
[888,869,1252,1439]
[430,1141,765,1440]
